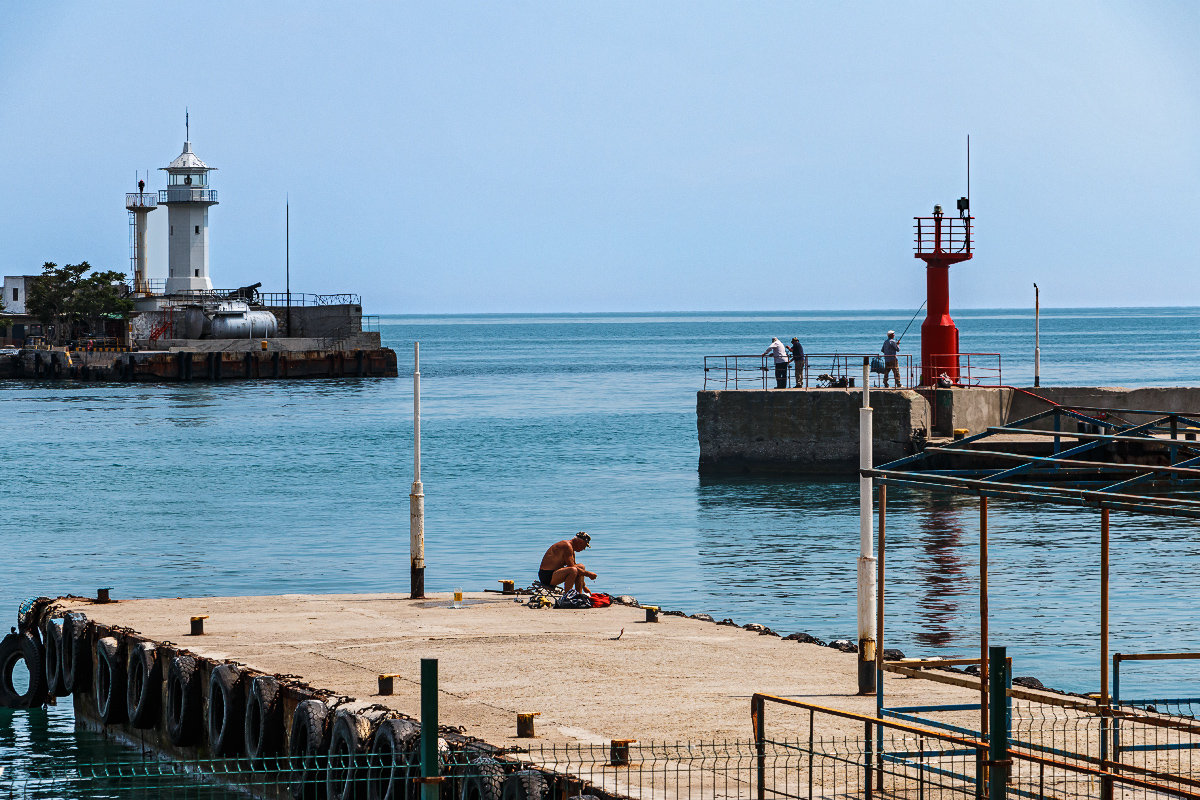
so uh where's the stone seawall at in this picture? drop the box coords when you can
[697,386,1200,475]
[697,388,931,475]
[0,344,397,381]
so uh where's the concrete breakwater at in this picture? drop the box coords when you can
[0,593,989,798]
[697,385,1200,474]
[0,340,397,382]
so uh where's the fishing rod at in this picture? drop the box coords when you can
[896,300,926,344]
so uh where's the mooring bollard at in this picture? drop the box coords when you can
[610,739,636,766]
[517,712,539,738]
[96,588,112,604]
[378,674,400,696]
[190,615,208,636]
[498,579,516,595]
[644,606,660,623]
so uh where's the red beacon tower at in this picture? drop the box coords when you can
[914,199,972,386]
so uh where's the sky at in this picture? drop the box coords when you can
[1,2,1197,314]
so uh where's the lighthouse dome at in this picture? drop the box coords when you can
[163,142,216,172]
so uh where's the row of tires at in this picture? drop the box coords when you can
[0,609,582,800]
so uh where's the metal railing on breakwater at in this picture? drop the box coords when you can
[702,353,1002,390]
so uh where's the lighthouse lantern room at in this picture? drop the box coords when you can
[159,141,218,294]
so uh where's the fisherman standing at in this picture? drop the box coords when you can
[788,337,805,387]
[763,337,790,389]
[881,330,902,388]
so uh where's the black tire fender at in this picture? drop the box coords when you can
[244,675,283,764]
[368,718,420,800]
[0,631,47,709]
[61,612,90,695]
[166,655,201,746]
[125,640,161,728]
[94,636,126,724]
[288,698,331,800]
[42,617,66,697]
[327,709,373,800]
[460,757,504,800]
[208,663,245,757]
[501,771,547,800]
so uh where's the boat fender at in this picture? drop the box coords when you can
[327,709,375,800]
[42,616,67,697]
[125,640,161,728]
[244,675,283,765]
[289,699,331,800]
[502,770,548,800]
[460,757,505,800]
[366,717,420,800]
[166,655,202,746]
[0,631,47,709]
[208,663,245,756]
[61,611,90,694]
[94,636,127,724]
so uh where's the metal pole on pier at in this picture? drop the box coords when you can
[420,658,439,800]
[858,358,877,694]
[410,342,426,599]
[1034,283,1041,388]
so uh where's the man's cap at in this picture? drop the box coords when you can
[791,337,799,342]
[887,330,895,336]
[574,531,591,547]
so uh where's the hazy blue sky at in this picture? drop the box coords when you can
[1,2,1196,314]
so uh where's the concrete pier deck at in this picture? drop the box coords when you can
[61,591,988,745]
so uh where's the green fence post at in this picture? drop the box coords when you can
[988,646,1009,800]
[421,658,439,800]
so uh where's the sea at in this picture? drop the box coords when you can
[3,307,1199,790]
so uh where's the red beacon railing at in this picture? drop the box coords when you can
[914,201,973,387]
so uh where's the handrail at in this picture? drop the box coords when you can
[753,692,1200,800]
[158,188,218,203]
[132,288,363,307]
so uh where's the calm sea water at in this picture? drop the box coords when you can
[3,307,1199,785]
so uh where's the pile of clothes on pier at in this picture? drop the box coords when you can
[526,584,612,610]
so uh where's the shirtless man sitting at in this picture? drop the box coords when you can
[538,532,596,593]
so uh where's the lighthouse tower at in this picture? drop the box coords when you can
[125,177,158,295]
[159,140,218,294]
[914,200,973,386]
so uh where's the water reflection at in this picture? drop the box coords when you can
[914,494,970,648]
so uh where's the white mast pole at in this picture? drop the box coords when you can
[858,358,877,694]
[1034,283,1041,388]
[410,342,425,598]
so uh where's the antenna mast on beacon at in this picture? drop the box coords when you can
[914,195,973,387]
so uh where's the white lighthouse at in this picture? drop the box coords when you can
[159,140,218,294]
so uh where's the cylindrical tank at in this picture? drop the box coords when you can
[207,310,278,339]
[178,307,207,339]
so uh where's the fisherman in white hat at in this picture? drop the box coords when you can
[762,337,790,389]
[881,330,902,387]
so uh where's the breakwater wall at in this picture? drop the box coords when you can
[697,388,931,475]
[0,342,397,382]
[697,386,1200,475]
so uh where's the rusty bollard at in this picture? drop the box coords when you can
[644,606,660,623]
[378,674,400,696]
[517,712,539,738]
[189,615,208,636]
[610,739,637,766]
[96,587,112,604]
[498,579,516,595]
